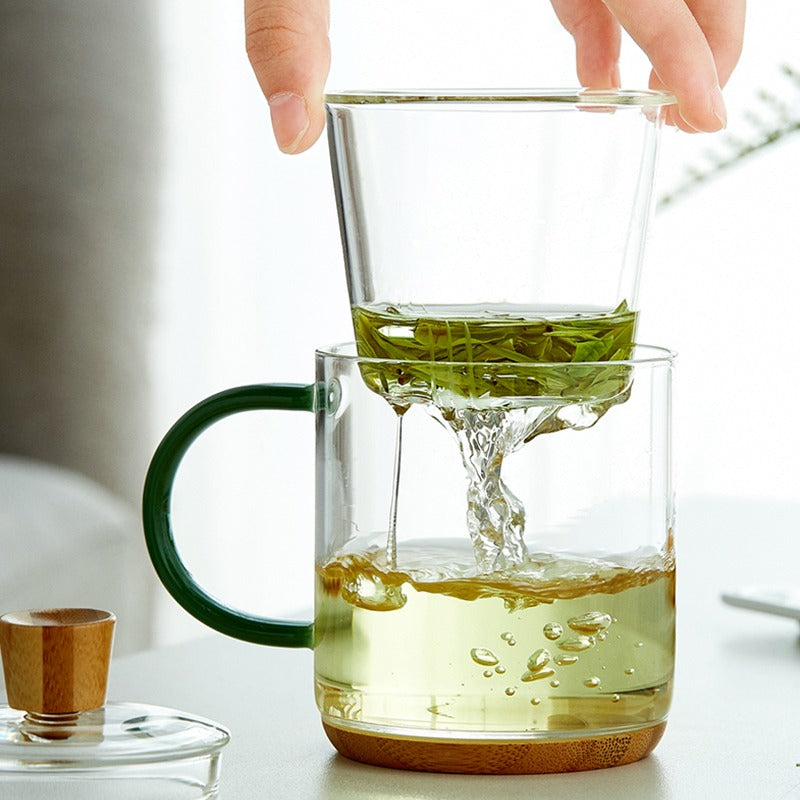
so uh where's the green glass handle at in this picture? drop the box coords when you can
[142,383,316,648]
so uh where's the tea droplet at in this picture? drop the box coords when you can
[543,622,563,641]
[495,665,506,675]
[483,670,494,678]
[531,697,541,706]
[471,648,499,667]
[583,677,601,688]
[612,694,621,703]
[505,687,516,696]
[526,648,551,673]
[500,632,516,646]
[554,655,579,666]
[520,668,555,683]
[567,611,612,634]
[625,667,636,676]
[635,641,644,648]
[557,636,595,653]
[550,679,560,688]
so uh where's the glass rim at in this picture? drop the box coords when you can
[324,88,676,108]
[316,342,676,368]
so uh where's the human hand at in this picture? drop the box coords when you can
[550,0,745,132]
[245,0,744,154]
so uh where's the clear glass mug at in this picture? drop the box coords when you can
[143,343,675,774]
[326,90,674,342]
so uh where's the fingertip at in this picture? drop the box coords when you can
[675,86,726,134]
[291,107,326,154]
[708,85,727,130]
[649,70,725,134]
[268,93,310,153]
[266,90,326,154]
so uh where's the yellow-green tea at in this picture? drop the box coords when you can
[315,542,674,736]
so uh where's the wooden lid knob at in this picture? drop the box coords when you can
[0,608,115,714]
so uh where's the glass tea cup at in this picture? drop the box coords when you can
[326,89,674,333]
[143,343,675,774]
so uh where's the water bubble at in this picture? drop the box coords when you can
[557,636,595,653]
[583,677,601,688]
[483,670,494,678]
[543,623,563,641]
[471,648,499,667]
[596,631,607,641]
[531,698,541,706]
[557,403,599,429]
[550,679,560,688]
[342,576,407,611]
[567,611,613,634]
[554,655,579,666]
[526,648,551,673]
[495,665,507,675]
[625,667,636,676]
[505,687,516,697]
[521,668,555,683]
[635,641,644,648]
[500,632,516,646]
[612,694,621,703]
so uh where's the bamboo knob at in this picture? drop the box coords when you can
[0,608,115,714]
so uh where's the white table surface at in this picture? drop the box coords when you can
[6,496,800,798]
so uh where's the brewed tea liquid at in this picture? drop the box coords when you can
[315,542,674,735]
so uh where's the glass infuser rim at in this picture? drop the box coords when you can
[324,88,676,107]
[316,342,676,368]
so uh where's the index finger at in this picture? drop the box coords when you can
[603,0,727,132]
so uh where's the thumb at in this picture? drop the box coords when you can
[245,0,330,154]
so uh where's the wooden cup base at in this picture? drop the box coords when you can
[323,720,666,774]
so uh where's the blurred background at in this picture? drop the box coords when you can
[1,1,798,649]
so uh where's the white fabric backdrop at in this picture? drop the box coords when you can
[151,2,800,643]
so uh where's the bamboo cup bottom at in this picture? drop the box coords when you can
[323,720,666,774]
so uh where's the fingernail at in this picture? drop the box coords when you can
[709,85,727,130]
[268,92,310,153]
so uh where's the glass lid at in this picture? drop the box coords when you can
[0,702,230,771]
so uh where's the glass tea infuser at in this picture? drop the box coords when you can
[143,89,677,774]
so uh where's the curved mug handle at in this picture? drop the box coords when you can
[142,383,315,648]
